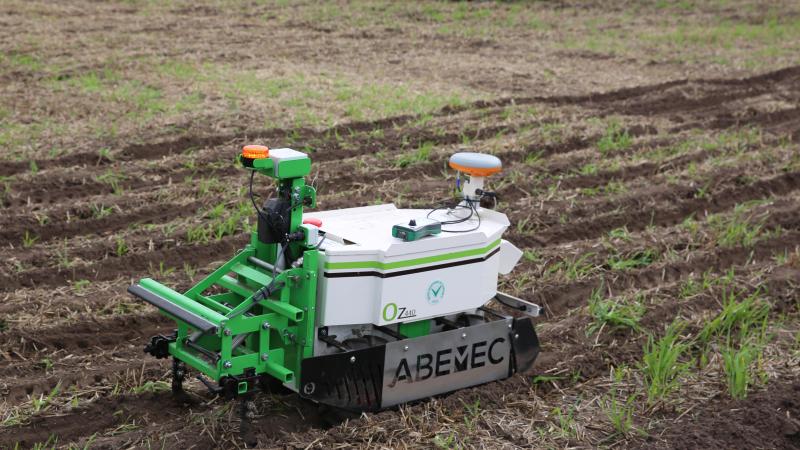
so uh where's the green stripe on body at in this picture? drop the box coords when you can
[324,238,501,271]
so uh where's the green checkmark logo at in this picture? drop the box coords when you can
[427,281,445,305]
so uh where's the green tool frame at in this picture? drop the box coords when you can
[130,150,318,393]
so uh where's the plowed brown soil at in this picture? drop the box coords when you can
[2,0,800,449]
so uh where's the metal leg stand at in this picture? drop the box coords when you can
[171,358,186,394]
[239,394,258,447]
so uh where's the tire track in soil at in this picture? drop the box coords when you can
[8,59,792,210]
[0,394,200,449]
[0,104,496,178]
[2,64,795,180]
[0,313,170,361]
[507,160,776,230]
[516,170,800,248]
[2,119,543,208]
[0,313,172,404]
[0,235,244,292]
[531,261,799,388]
[0,200,204,245]
[1,360,166,407]
[2,164,238,208]
[529,228,800,320]
[641,379,800,450]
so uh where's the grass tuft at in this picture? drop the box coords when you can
[641,321,691,404]
[597,122,633,155]
[587,287,645,335]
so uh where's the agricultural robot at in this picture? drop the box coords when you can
[128,145,540,427]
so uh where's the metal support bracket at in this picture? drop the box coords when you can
[494,291,542,317]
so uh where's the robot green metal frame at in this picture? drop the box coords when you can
[129,150,319,397]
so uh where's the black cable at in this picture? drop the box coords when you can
[249,170,270,223]
[427,198,481,233]
[314,233,327,250]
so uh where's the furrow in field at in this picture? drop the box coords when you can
[0,236,243,292]
[528,228,800,319]
[0,200,204,245]
[516,171,800,247]
[0,312,169,362]
[0,393,197,449]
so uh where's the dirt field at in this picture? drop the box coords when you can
[2,0,800,448]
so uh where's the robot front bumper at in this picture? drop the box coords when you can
[299,316,540,411]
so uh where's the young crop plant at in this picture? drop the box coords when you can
[578,163,598,176]
[395,141,433,168]
[90,203,114,219]
[607,249,656,271]
[115,237,129,257]
[524,150,544,165]
[608,226,631,241]
[546,252,598,281]
[22,230,38,248]
[721,344,756,399]
[602,390,638,437]
[460,398,482,432]
[94,170,126,195]
[707,204,766,248]
[698,288,769,348]
[72,279,91,293]
[597,122,633,155]
[641,321,691,405]
[522,249,542,263]
[149,262,175,278]
[587,287,645,336]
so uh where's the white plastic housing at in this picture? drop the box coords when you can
[306,204,514,327]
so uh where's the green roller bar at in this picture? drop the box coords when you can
[139,278,228,327]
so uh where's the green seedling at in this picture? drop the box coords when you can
[597,122,632,155]
[547,252,597,280]
[55,240,72,268]
[90,203,114,219]
[395,141,433,168]
[94,170,126,195]
[131,380,170,395]
[149,262,175,278]
[115,237,129,256]
[461,398,481,431]
[183,263,197,281]
[641,321,691,404]
[532,374,564,384]
[698,289,769,347]
[432,432,457,449]
[97,147,113,162]
[587,288,645,335]
[522,249,542,263]
[722,344,755,399]
[602,391,637,436]
[607,249,656,271]
[707,204,766,248]
[550,405,578,438]
[31,382,61,413]
[22,230,38,248]
[72,279,91,292]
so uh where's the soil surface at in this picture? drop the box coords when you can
[1,0,799,449]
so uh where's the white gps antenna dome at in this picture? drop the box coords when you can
[449,152,502,201]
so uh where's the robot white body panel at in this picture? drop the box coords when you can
[307,204,522,328]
